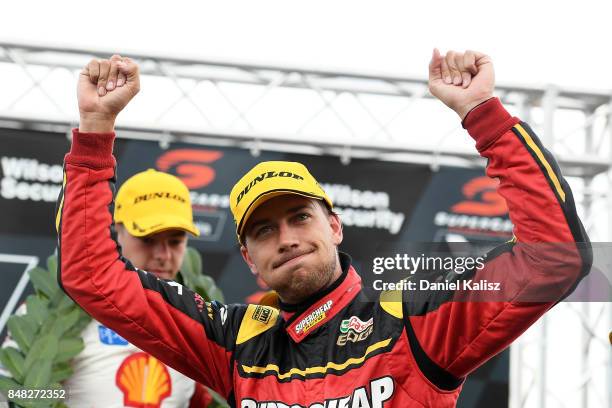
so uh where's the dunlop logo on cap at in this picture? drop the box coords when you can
[236,171,305,205]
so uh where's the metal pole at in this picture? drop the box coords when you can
[542,86,559,147]
[581,108,596,408]
[537,86,557,408]
[539,315,548,408]
[510,90,530,408]
[509,338,524,408]
[607,97,612,408]
[515,93,532,124]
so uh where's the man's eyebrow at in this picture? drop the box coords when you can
[247,205,311,233]
[169,231,187,237]
[286,205,310,214]
[248,218,270,232]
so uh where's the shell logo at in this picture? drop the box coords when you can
[115,352,172,408]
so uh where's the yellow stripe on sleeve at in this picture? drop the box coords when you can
[55,171,66,233]
[514,124,566,202]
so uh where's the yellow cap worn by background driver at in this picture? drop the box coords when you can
[230,161,333,244]
[114,169,200,237]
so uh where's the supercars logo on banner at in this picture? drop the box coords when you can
[436,176,512,237]
[156,149,228,241]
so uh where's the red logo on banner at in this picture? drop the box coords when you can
[156,150,223,189]
[451,177,508,216]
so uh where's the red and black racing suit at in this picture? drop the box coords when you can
[57,98,591,407]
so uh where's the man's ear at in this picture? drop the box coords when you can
[240,245,258,276]
[329,213,343,246]
[115,223,125,246]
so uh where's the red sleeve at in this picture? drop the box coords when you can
[189,383,214,408]
[406,98,592,388]
[56,129,244,399]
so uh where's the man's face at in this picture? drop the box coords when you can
[116,225,187,280]
[240,195,343,304]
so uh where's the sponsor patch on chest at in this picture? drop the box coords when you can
[337,316,374,346]
[98,325,128,346]
[253,305,273,324]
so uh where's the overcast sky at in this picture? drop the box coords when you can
[2,0,611,91]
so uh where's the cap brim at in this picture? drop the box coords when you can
[237,189,326,240]
[124,214,200,237]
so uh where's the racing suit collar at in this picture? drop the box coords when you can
[281,252,362,343]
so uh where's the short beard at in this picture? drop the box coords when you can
[279,250,339,304]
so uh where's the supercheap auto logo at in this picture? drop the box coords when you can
[295,300,333,334]
[241,376,394,408]
[434,176,513,235]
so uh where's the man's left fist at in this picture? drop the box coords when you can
[428,49,494,120]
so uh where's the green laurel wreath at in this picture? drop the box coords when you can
[0,248,228,408]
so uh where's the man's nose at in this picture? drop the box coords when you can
[153,241,171,261]
[277,222,299,252]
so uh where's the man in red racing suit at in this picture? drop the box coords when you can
[57,50,591,407]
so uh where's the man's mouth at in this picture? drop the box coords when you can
[149,269,172,279]
[273,249,315,269]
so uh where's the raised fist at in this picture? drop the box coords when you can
[78,55,140,132]
[428,49,494,120]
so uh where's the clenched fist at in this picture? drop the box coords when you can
[428,49,494,120]
[78,55,140,132]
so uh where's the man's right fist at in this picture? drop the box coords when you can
[428,49,494,121]
[78,55,140,132]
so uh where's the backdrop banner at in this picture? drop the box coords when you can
[0,128,512,407]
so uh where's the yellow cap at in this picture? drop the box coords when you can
[230,161,333,243]
[114,169,200,237]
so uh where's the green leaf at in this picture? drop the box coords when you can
[179,247,225,303]
[0,347,25,383]
[48,285,68,308]
[0,374,23,401]
[49,307,81,337]
[55,338,84,363]
[54,294,76,314]
[207,387,230,408]
[38,315,58,339]
[193,275,225,303]
[2,251,91,406]
[23,335,58,374]
[50,362,73,383]
[181,247,203,276]
[25,296,49,327]
[63,313,91,338]
[23,359,52,389]
[28,267,57,299]
[46,255,58,279]
[7,315,37,353]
